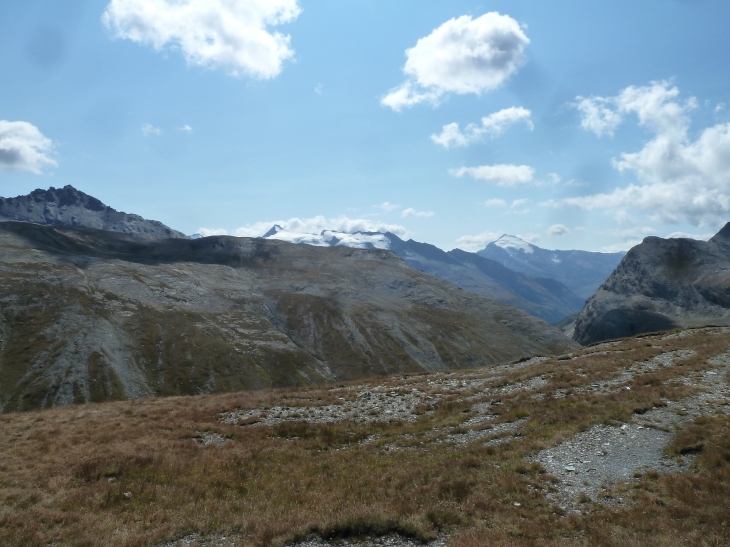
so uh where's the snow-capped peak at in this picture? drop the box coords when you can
[260,226,391,250]
[494,235,534,255]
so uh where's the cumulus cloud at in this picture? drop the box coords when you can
[450,164,535,186]
[178,124,193,133]
[547,224,570,237]
[484,198,506,207]
[210,216,410,238]
[381,13,529,111]
[0,120,56,174]
[401,208,434,218]
[566,81,730,227]
[431,107,533,148]
[102,0,301,79]
[454,230,502,252]
[142,124,162,136]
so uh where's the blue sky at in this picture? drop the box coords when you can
[1,0,730,252]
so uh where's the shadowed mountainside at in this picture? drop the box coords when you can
[573,224,730,345]
[385,234,586,324]
[0,221,577,412]
[0,185,187,239]
[259,228,586,323]
[478,235,625,299]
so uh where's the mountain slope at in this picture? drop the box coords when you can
[0,221,577,412]
[385,234,586,323]
[573,224,730,345]
[262,227,586,323]
[478,235,625,299]
[0,185,187,239]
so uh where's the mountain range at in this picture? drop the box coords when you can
[0,220,577,412]
[478,235,625,299]
[0,186,624,326]
[261,227,622,324]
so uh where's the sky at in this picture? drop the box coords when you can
[1,0,730,253]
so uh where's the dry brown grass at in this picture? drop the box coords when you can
[1,328,729,546]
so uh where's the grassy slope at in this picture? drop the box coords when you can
[0,328,729,546]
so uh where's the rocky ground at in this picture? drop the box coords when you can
[181,327,730,546]
[6,326,729,547]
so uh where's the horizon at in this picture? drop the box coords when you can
[1,1,729,253]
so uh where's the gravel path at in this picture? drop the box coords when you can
[533,345,730,511]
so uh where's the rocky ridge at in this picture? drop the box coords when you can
[0,185,187,239]
[573,224,730,345]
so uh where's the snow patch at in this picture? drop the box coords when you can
[262,226,391,250]
[494,234,534,254]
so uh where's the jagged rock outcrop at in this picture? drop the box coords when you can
[573,224,730,345]
[0,221,578,412]
[0,185,187,239]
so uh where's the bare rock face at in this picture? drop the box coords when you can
[573,224,730,345]
[0,185,187,239]
[0,222,578,412]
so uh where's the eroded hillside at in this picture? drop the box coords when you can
[0,222,576,412]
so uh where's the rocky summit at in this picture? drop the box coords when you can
[0,221,577,412]
[573,223,730,345]
[0,185,187,239]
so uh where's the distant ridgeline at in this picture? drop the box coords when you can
[477,235,625,300]
[573,223,730,345]
[0,185,187,239]
[261,226,624,324]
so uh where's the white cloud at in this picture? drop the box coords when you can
[401,208,434,218]
[198,227,229,237]
[575,81,694,138]
[431,107,533,148]
[547,224,570,237]
[0,120,56,174]
[450,164,535,186]
[227,216,410,238]
[314,84,323,95]
[376,201,400,212]
[102,0,301,79]
[142,124,162,136]
[605,227,657,241]
[454,230,502,252]
[518,233,541,244]
[484,198,506,207]
[381,13,529,111]
[566,81,730,227]
[666,231,714,241]
[715,103,726,115]
[601,241,641,253]
[178,124,193,133]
